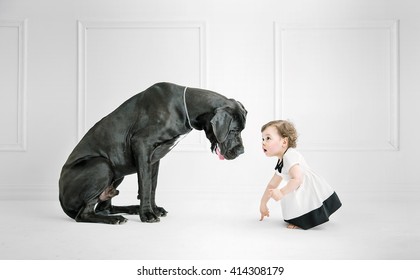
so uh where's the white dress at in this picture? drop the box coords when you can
[275,148,341,229]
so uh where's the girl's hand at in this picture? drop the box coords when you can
[259,204,270,221]
[269,189,284,201]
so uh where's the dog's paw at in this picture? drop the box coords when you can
[110,215,128,225]
[153,206,168,217]
[140,211,160,223]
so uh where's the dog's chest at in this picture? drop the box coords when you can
[149,135,183,163]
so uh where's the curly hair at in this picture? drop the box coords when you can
[261,120,298,148]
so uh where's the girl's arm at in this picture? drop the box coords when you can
[261,173,282,204]
[270,164,303,201]
[260,173,282,221]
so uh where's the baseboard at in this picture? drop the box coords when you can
[1,184,418,201]
[0,185,58,201]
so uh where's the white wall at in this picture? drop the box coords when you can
[1,0,419,201]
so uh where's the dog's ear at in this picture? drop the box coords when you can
[210,107,233,143]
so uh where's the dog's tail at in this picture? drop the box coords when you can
[59,197,79,219]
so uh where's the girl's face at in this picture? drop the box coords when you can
[262,126,288,158]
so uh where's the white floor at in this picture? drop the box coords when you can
[0,188,419,260]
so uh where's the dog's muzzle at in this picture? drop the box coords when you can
[217,141,244,160]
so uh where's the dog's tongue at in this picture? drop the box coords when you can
[216,146,225,160]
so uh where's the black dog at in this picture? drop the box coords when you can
[59,82,247,224]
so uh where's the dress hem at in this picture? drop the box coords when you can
[284,192,342,230]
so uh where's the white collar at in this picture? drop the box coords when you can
[183,87,193,130]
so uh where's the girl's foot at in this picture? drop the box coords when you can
[287,224,300,229]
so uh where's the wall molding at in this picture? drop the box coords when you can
[274,20,400,151]
[0,19,27,151]
[77,20,207,151]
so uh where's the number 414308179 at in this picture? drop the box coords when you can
[229,266,284,276]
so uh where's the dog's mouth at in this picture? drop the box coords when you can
[214,143,244,160]
[215,145,225,160]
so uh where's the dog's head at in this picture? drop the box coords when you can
[208,100,247,160]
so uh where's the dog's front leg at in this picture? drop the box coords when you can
[137,161,160,223]
[151,160,168,217]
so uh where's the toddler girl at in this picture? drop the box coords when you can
[259,120,341,229]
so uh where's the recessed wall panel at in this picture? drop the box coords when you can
[0,21,26,151]
[275,21,399,150]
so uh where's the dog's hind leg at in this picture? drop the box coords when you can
[76,199,128,224]
[102,203,141,215]
[60,157,128,224]
[96,199,141,215]
[95,177,141,215]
